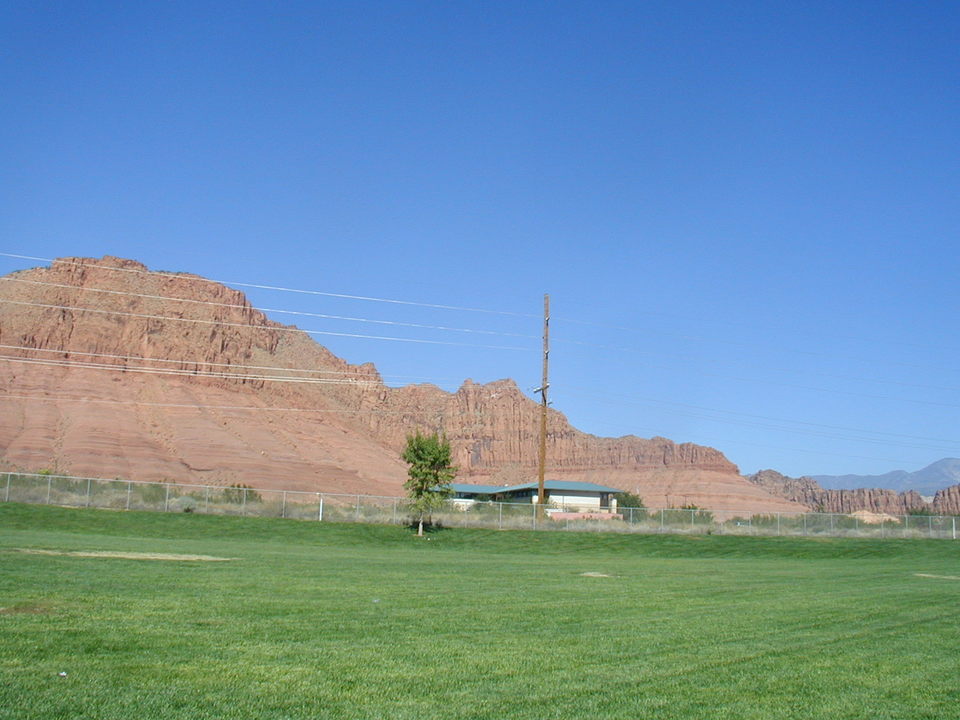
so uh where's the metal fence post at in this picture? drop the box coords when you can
[86,477,92,507]
[660,508,665,533]
[356,495,361,521]
[281,491,287,519]
[953,517,956,540]
[47,476,53,505]
[498,502,503,530]
[318,494,324,522]
[204,485,209,514]
[241,487,247,516]
[125,482,131,510]
[392,498,398,524]
[803,513,807,536]
[164,484,170,512]
[776,512,780,536]
[690,508,694,528]
[4,473,10,502]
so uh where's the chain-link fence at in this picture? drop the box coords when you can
[2,471,957,539]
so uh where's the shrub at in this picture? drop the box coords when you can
[222,484,262,504]
[169,496,198,513]
[613,492,647,522]
[680,504,714,525]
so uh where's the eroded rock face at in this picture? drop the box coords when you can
[745,469,948,515]
[932,485,960,516]
[0,256,799,511]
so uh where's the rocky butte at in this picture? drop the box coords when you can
[0,255,806,512]
[746,469,960,516]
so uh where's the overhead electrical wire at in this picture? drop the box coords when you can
[553,335,960,391]
[0,355,388,386]
[554,390,960,454]
[553,306,958,356]
[3,349,955,454]
[0,389,933,469]
[3,252,955,392]
[2,253,951,389]
[569,414,925,468]
[1,296,956,409]
[0,277,539,339]
[0,252,539,317]
[558,388,960,445]
[7,271,953,395]
[0,344,462,384]
[552,348,960,408]
[0,392,485,418]
[0,299,534,351]
[1,251,956,468]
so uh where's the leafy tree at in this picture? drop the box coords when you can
[612,491,647,522]
[402,432,457,536]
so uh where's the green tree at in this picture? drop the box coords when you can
[612,491,647,522]
[402,432,457,536]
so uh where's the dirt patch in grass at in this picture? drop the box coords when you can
[915,573,960,581]
[10,548,236,562]
[0,602,54,615]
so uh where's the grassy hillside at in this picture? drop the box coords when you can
[1,504,958,719]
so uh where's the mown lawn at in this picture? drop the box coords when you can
[1,503,958,719]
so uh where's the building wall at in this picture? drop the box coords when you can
[543,491,610,510]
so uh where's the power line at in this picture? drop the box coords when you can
[568,390,960,444]
[553,307,960,356]
[0,252,539,317]
[556,390,960,452]
[578,415,927,469]
[6,282,950,398]
[553,335,960,390]
[553,349,960,409]
[4,343,955,451]
[15,348,949,453]
[4,255,953,390]
[0,277,539,339]
[0,355,387,386]
[23,265,924,392]
[0,344,463,384]
[0,299,535,351]
[0,387,935,470]
[3,251,955,463]
[0,392,486,418]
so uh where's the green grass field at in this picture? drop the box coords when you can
[1,504,958,719]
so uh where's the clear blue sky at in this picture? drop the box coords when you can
[2,1,958,478]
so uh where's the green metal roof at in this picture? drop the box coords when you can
[449,483,508,495]
[450,480,621,496]
[504,481,621,494]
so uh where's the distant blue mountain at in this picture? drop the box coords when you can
[811,458,960,496]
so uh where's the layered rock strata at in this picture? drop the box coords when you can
[0,255,802,511]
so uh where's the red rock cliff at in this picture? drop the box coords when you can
[0,255,799,511]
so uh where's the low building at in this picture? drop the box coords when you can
[450,480,621,512]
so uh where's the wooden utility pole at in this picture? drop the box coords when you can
[537,294,550,508]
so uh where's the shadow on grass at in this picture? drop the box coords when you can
[405,519,447,536]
